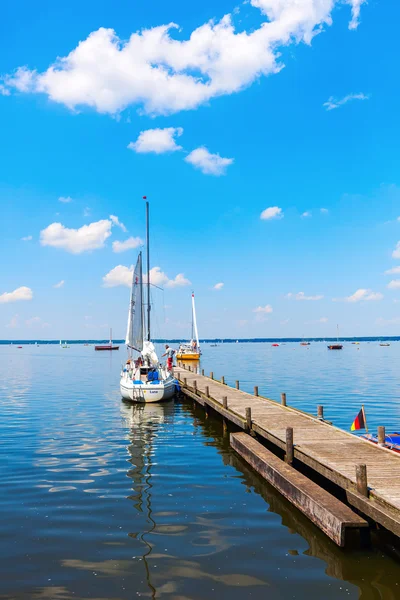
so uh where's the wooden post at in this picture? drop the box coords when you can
[222,396,228,409]
[221,376,225,384]
[254,386,259,397]
[285,427,294,465]
[356,464,368,497]
[245,407,252,431]
[378,426,386,447]
[317,405,324,420]
[205,386,209,398]
[193,380,197,394]
[183,377,187,386]
[210,371,214,380]
[189,365,192,372]
[201,369,204,376]
[281,393,287,407]
[235,380,239,390]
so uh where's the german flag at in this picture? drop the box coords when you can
[351,406,367,431]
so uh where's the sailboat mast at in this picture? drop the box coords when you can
[192,292,199,348]
[145,198,151,342]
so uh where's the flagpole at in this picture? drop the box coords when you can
[362,404,368,433]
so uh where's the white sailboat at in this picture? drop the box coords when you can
[120,200,177,403]
[176,293,201,360]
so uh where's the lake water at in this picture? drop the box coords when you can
[1,341,400,599]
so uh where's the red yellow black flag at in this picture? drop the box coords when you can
[351,405,367,432]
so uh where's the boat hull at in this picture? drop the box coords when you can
[176,352,200,360]
[120,376,177,403]
[95,346,119,351]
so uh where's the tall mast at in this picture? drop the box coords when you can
[145,198,151,341]
[191,292,199,349]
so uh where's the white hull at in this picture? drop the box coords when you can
[120,374,177,403]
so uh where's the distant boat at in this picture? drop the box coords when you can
[176,293,201,360]
[272,343,279,347]
[17,346,23,349]
[379,342,390,347]
[328,325,343,350]
[236,340,239,343]
[95,328,119,351]
[300,342,310,346]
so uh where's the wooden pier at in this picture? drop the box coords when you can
[175,364,400,546]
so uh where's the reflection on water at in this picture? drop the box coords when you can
[1,343,400,599]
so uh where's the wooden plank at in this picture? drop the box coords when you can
[175,366,400,536]
[231,432,368,547]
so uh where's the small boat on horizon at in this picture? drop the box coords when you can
[272,343,279,347]
[379,342,390,347]
[328,325,343,350]
[95,329,119,351]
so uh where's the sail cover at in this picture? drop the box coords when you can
[125,253,143,350]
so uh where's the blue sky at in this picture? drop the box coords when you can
[1,0,400,340]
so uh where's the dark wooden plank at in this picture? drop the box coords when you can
[231,432,368,547]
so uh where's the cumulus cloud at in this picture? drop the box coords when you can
[128,127,183,153]
[392,242,400,259]
[185,147,233,176]
[40,215,125,254]
[286,292,323,301]
[387,280,400,290]
[59,196,73,203]
[301,211,312,218]
[112,236,143,253]
[253,304,273,313]
[103,265,191,288]
[320,208,329,214]
[53,280,65,288]
[260,206,283,220]
[323,92,369,111]
[333,289,383,302]
[109,215,127,232]
[1,2,364,116]
[214,282,224,290]
[21,235,32,241]
[0,286,33,304]
[385,267,400,275]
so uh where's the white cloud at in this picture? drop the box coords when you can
[334,288,384,302]
[0,286,33,304]
[59,196,73,203]
[323,92,369,111]
[6,315,18,328]
[392,242,400,259]
[40,215,125,254]
[109,214,127,232]
[320,208,329,214]
[387,280,400,290]
[385,267,400,275]
[21,235,32,241]
[103,265,191,288]
[286,292,323,301]
[185,147,233,176]
[26,316,50,328]
[213,282,224,290]
[83,206,91,217]
[53,280,65,288]
[253,304,273,313]
[1,2,364,116]
[260,206,283,220]
[112,236,143,253]
[301,211,312,218]
[128,127,183,154]
[305,317,328,324]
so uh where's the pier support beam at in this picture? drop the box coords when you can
[356,465,368,498]
[281,393,287,407]
[378,426,386,447]
[285,427,294,465]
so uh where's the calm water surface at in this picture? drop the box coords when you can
[1,341,400,600]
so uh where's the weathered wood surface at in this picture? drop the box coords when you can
[231,432,368,546]
[175,365,400,535]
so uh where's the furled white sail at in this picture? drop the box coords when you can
[125,253,143,351]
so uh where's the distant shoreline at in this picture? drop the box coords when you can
[1,337,398,345]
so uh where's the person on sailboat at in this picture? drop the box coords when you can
[162,345,175,371]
